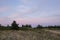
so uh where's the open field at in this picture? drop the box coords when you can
[0,29,60,40]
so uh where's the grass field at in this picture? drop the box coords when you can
[0,29,60,40]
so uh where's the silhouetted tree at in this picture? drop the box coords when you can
[0,24,2,29]
[29,25,32,28]
[0,24,1,27]
[22,25,25,27]
[48,26,54,28]
[25,24,32,28]
[37,25,43,28]
[22,24,32,28]
[25,24,29,27]
[7,25,10,27]
[11,21,19,30]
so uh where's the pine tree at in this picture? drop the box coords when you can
[11,21,19,30]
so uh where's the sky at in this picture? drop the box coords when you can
[0,0,60,27]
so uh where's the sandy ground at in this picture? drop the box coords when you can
[44,29,60,35]
[0,30,60,40]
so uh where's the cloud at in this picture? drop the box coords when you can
[16,5,31,13]
[7,4,40,19]
[11,17,60,25]
[20,0,33,4]
[0,17,12,26]
[0,6,11,13]
[8,13,19,19]
[15,5,40,14]
[0,0,60,26]
[0,16,60,26]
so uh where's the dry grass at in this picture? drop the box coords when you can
[0,29,60,40]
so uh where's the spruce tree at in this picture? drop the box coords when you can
[11,21,19,30]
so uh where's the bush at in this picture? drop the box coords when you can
[11,21,19,30]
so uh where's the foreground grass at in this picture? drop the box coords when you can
[0,29,60,40]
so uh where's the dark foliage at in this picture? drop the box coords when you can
[11,21,19,30]
[22,24,32,28]
[47,25,60,28]
[37,25,43,28]
[22,25,25,28]
[0,20,60,30]
[0,24,2,27]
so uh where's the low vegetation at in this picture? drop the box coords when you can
[0,21,60,40]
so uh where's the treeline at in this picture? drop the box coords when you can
[0,21,60,30]
[0,21,32,30]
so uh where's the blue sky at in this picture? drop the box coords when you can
[0,0,60,26]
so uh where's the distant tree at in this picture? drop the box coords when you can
[22,24,32,28]
[0,24,1,27]
[29,25,32,28]
[37,25,43,28]
[7,25,10,27]
[48,26,54,28]
[25,24,32,28]
[11,21,19,30]
[22,25,25,28]
[25,24,29,27]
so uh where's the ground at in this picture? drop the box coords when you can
[0,29,60,40]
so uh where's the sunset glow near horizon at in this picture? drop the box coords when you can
[0,0,60,27]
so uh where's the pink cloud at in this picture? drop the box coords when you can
[0,6,11,12]
[0,17,60,26]
[15,5,39,15]
[13,17,60,25]
[0,18,12,26]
